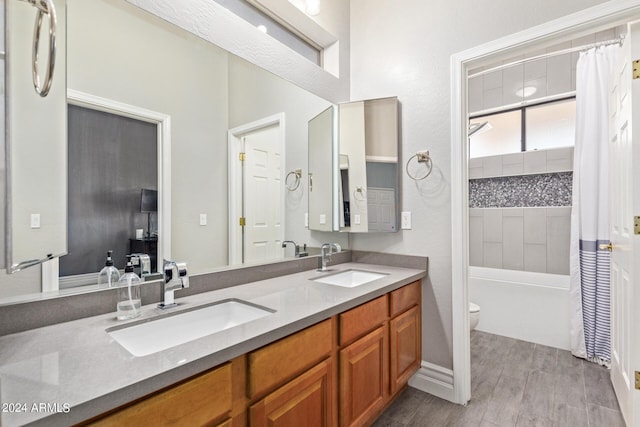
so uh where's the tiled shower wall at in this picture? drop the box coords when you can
[469,207,571,274]
[468,29,621,114]
[469,148,573,275]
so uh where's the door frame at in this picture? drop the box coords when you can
[228,113,286,265]
[450,0,640,405]
[43,89,172,291]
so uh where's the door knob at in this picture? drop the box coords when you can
[599,242,613,252]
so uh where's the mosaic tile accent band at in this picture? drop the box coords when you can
[469,172,573,208]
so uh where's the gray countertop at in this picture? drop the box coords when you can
[0,262,425,426]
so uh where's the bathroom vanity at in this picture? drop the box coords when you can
[87,280,420,427]
[0,260,425,426]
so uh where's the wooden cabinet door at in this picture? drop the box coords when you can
[339,325,388,427]
[390,305,421,396]
[249,359,334,427]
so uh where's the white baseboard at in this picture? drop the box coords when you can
[408,360,455,403]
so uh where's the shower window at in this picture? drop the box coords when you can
[469,97,576,159]
[526,99,576,151]
[469,110,521,158]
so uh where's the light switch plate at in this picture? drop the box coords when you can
[354,214,361,225]
[31,213,41,229]
[319,214,326,225]
[199,213,207,226]
[305,212,309,227]
[401,211,412,230]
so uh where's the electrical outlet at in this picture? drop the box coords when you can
[31,213,41,229]
[354,214,361,225]
[199,213,207,226]
[401,211,412,230]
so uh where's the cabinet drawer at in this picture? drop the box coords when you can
[248,318,333,399]
[89,363,232,426]
[339,295,387,346]
[389,281,421,317]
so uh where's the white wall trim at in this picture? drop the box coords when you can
[450,0,640,406]
[409,361,455,403]
[228,113,286,265]
[64,89,171,272]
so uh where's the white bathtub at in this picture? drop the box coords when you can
[469,266,570,350]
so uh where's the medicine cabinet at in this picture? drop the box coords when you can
[308,97,400,233]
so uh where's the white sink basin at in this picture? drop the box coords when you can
[108,299,275,357]
[311,269,387,288]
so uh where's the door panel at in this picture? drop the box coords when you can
[609,22,640,426]
[243,125,283,264]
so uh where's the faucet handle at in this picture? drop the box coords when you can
[176,262,189,289]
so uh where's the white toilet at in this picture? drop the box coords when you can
[469,302,480,330]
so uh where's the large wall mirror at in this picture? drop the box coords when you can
[4,0,351,300]
[308,97,400,233]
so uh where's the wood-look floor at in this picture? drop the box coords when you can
[374,330,625,427]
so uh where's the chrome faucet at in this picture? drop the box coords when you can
[282,240,308,258]
[282,240,300,257]
[159,260,189,309]
[318,243,340,272]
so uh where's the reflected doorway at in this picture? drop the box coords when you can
[228,114,285,265]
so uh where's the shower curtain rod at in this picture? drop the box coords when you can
[468,36,624,79]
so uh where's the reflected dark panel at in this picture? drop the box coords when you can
[61,105,157,275]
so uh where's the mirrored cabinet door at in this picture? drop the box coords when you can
[6,0,68,272]
[339,97,399,233]
[308,106,338,232]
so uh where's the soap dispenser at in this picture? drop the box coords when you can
[116,257,142,320]
[98,250,120,288]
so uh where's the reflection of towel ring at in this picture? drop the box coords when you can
[354,186,366,201]
[406,150,433,181]
[21,0,57,97]
[285,169,302,191]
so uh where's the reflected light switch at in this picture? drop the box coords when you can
[31,213,41,229]
[401,211,412,230]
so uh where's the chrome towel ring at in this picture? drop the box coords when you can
[285,169,302,191]
[21,0,57,97]
[406,150,433,181]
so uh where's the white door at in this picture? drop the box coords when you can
[610,22,640,426]
[242,125,284,263]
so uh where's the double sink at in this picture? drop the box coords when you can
[108,269,387,357]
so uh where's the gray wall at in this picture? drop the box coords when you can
[349,0,610,370]
[61,105,157,276]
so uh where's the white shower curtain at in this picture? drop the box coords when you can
[569,44,619,365]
